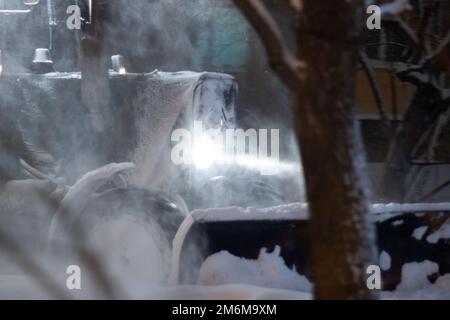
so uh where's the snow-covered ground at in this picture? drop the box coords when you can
[381,261,450,299]
[3,249,450,299]
[198,250,450,300]
[4,202,450,299]
[0,275,311,300]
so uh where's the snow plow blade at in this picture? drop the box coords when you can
[170,203,450,291]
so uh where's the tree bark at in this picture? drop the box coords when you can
[295,0,376,299]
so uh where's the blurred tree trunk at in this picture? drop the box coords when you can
[78,0,111,176]
[80,0,111,133]
[295,0,376,299]
[234,0,376,299]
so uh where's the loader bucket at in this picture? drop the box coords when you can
[169,203,450,291]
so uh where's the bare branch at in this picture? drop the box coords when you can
[389,16,420,46]
[359,51,391,128]
[384,6,450,69]
[286,0,302,13]
[427,107,450,161]
[424,29,450,63]
[233,0,305,90]
[419,179,450,202]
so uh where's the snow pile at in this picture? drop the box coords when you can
[396,261,438,292]
[381,261,450,299]
[412,226,428,240]
[197,246,312,293]
[379,251,392,271]
[427,221,450,244]
[197,248,450,300]
[411,221,450,243]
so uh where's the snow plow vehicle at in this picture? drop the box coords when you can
[2,0,450,301]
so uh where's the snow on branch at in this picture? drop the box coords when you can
[386,23,450,99]
[287,0,302,13]
[233,0,306,90]
[380,0,413,17]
